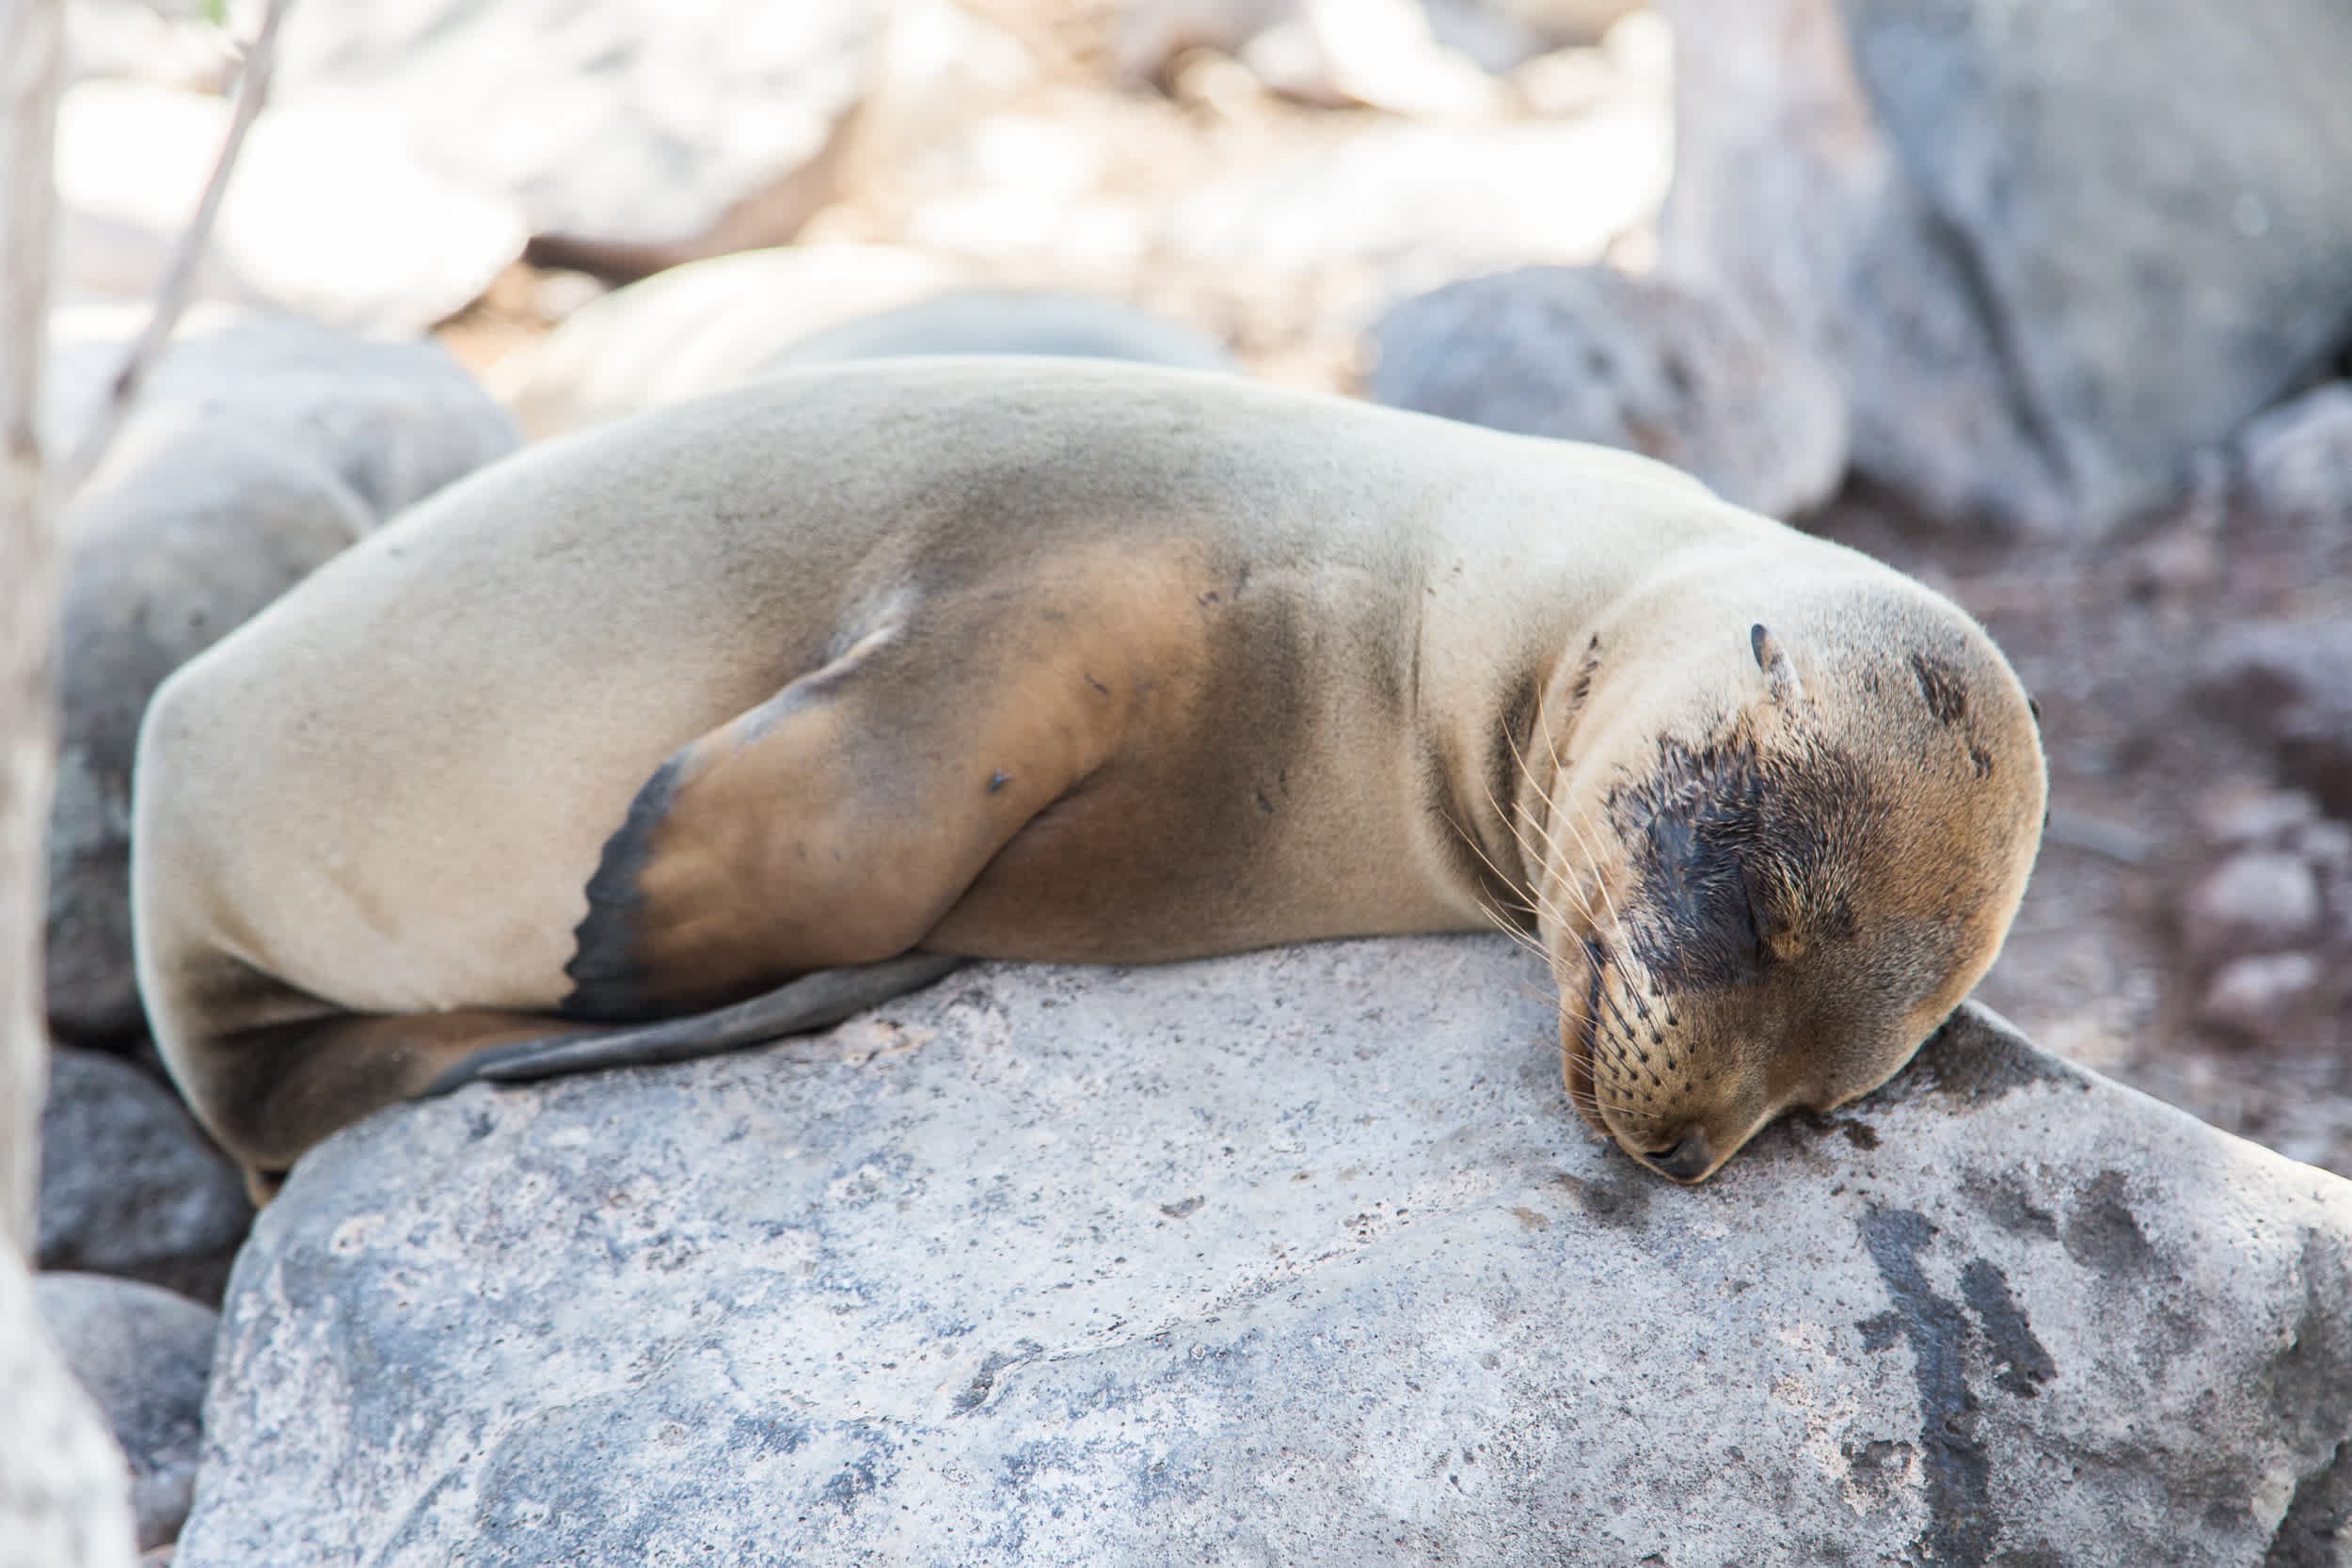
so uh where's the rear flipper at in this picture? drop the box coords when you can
[424,952,967,1091]
[211,955,966,1203]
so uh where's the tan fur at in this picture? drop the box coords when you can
[130,359,2044,1192]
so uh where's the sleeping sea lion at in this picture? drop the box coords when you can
[129,359,2044,1196]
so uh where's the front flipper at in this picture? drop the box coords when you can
[564,549,1211,1019]
[426,952,967,1091]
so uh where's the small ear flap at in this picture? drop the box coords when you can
[1750,623,1804,706]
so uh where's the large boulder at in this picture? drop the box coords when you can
[43,305,518,1043]
[1368,264,1847,517]
[270,0,881,252]
[1166,90,1668,293]
[55,79,527,336]
[36,1274,219,1551]
[177,938,2352,1566]
[1657,0,2352,533]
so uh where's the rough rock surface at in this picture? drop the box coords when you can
[179,938,2352,1567]
[39,1048,253,1306]
[1658,0,2352,533]
[491,245,974,437]
[1368,264,1846,518]
[42,304,518,1042]
[36,1274,219,1551]
[760,288,1238,376]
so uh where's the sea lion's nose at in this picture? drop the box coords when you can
[1646,1128,1714,1182]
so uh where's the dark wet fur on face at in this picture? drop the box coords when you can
[1606,726,1874,993]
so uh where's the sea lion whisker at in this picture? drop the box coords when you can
[1589,958,1649,1052]
[1492,722,1583,880]
[1549,797,1628,949]
[1446,800,1592,975]
[1444,803,1551,926]
[1466,772,1597,936]
[1523,714,1641,955]
[1471,893,1560,975]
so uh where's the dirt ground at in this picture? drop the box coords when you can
[1816,485,2352,1178]
[438,0,2352,1181]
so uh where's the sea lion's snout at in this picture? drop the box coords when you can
[1640,1127,1716,1183]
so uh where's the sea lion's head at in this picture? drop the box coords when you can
[1526,580,2044,1183]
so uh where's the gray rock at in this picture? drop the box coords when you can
[2201,952,2323,1040]
[760,288,1237,376]
[271,0,881,248]
[39,1049,253,1305]
[56,79,526,336]
[2196,781,2323,853]
[44,303,523,519]
[176,939,2352,1566]
[1168,107,1668,289]
[2242,383,2352,535]
[2195,620,2352,819]
[1368,264,1847,517]
[1657,0,2352,533]
[43,305,518,1041]
[2182,851,2325,958]
[35,1274,218,1551]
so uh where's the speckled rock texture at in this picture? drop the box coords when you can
[42,304,518,1042]
[36,1273,218,1550]
[178,938,2352,1567]
[1368,264,1847,519]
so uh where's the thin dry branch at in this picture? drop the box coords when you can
[1,2,141,1560]
[55,0,294,498]
[1,0,68,1261]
